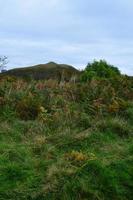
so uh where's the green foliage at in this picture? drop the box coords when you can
[96,117,132,137]
[0,65,133,200]
[81,60,121,81]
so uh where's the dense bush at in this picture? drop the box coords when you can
[81,60,121,81]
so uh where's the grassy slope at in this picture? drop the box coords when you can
[0,116,132,200]
[2,62,80,81]
[0,77,133,200]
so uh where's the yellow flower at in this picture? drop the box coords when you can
[65,150,88,162]
[39,106,46,113]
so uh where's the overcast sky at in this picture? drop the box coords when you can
[0,0,133,75]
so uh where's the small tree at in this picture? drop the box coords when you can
[0,56,8,72]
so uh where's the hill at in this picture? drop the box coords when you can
[0,61,133,200]
[2,62,80,81]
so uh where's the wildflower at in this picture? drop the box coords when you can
[39,106,46,113]
[65,150,88,162]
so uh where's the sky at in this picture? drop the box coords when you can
[0,0,133,75]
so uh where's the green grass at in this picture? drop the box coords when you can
[0,115,132,200]
[0,75,133,199]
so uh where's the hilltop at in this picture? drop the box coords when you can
[2,62,80,81]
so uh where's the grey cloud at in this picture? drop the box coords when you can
[0,0,133,75]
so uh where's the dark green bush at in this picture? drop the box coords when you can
[81,60,121,81]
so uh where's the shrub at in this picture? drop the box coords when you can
[81,60,121,82]
[16,95,41,120]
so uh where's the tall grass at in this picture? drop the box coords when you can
[0,76,133,199]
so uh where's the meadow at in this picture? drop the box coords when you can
[0,60,133,200]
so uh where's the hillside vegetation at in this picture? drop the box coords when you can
[0,60,133,200]
[2,62,80,81]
